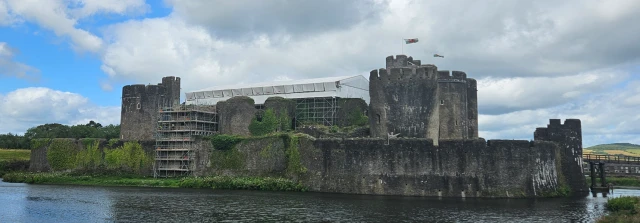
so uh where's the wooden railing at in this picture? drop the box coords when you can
[583,154,640,165]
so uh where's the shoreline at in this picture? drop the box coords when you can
[1,172,308,192]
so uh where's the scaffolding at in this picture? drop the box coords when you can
[294,97,339,127]
[153,104,218,178]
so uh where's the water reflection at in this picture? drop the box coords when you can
[0,180,636,222]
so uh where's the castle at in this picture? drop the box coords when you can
[103,54,588,197]
[120,55,478,146]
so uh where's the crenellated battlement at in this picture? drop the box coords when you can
[437,70,468,82]
[122,84,165,98]
[162,76,180,82]
[386,55,409,68]
[369,66,438,83]
[467,78,477,89]
[547,119,581,129]
[533,119,582,141]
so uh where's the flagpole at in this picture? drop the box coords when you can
[401,38,404,54]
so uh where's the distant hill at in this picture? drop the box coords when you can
[584,143,640,157]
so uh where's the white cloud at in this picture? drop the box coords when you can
[477,69,629,114]
[67,0,148,19]
[478,79,640,147]
[2,0,640,147]
[0,0,17,25]
[0,42,39,80]
[0,87,120,134]
[2,0,149,53]
[165,0,387,39]
[93,0,640,146]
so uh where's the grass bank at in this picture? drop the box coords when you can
[1,172,307,192]
[588,176,640,187]
[597,196,640,222]
[0,149,30,161]
[0,149,30,177]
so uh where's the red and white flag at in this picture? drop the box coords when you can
[404,38,419,44]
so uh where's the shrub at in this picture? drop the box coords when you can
[606,196,640,213]
[249,108,279,136]
[210,134,245,151]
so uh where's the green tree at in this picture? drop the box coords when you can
[100,124,120,140]
[0,133,30,149]
[24,123,71,139]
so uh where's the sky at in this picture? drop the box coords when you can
[0,0,639,147]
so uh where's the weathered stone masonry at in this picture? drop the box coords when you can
[534,119,588,196]
[369,55,479,143]
[120,76,181,141]
[369,62,440,140]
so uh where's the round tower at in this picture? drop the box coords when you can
[467,78,478,138]
[161,76,181,107]
[120,84,166,140]
[437,70,469,140]
[369,56,440,141]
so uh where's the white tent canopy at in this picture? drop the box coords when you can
[185,75,370,105]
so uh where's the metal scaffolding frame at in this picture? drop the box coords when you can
[294,97,339,127]
[153,104,218,178]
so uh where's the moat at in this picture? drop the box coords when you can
[0,180,632,222]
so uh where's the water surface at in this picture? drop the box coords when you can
[0,180,633,222]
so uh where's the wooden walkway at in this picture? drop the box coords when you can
[583,154,640,165]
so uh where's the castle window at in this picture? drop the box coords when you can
[137,103,141,109]
[440,100,444,105]
[376,114,381,124]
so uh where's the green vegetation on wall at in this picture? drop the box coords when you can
[209,134,246,151]
[46,139,79,171]
[249,108,280,136]
[76,139,102,169]
[278,108,292,132]
[30,138,51,150]
[34,138,151,175]
[281,134,307,175]
[210,148,245,169]
[346,109,368,126]
[104,141,153,174]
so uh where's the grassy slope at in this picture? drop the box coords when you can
[0,149,30,161]
[584,143,640,157]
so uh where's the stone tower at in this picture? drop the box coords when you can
[161,76,181,108]
[120,76,181,140]
[369,55,440,141]
[437,70,469,140]
[369,55,479,143]
[534,119,589,196]
[467,78,478,138]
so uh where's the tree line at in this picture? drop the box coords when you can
[0,121,120,150]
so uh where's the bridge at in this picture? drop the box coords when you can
[582,154,640,176]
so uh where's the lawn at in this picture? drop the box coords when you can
[0,149,31,161]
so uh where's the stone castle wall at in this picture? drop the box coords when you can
[120,84,165,140]
[120,76,181,141]
[369,55,479,143]
[437,70,469,140]
[534,119,588,195]
[217,96,256,136]
[369,63,441,140]
[193,134,583,198]
[467,78,479,138]
[28,138,156,174]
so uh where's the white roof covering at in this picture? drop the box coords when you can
[185,75,370,105]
